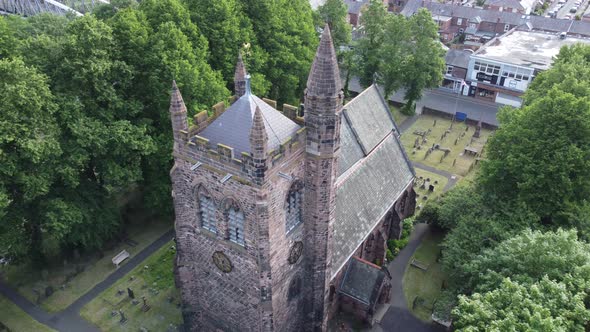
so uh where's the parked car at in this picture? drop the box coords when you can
[570,6,578,13]
[565,14,572,19]
[574,0,582,5]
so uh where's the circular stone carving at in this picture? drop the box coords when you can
[212,251,232,273]
[288,241,303,265]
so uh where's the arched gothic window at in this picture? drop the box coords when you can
[198,190,217,233]
[285,181,304,233]
[228,207,245,246]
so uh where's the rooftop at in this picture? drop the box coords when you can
[198,88,300,156]
[474,30,590,70]
[400,0,590,37]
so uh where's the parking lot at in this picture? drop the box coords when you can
[547,0,589,19]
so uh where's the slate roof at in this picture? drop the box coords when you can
[400,0,590,37]
[332,85,414,277]
[344,0,368,15]
[486,0,524,10]
[198,93,300,156]
[445,49,471,68]
[339,257,386,305]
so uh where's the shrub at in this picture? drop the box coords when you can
[386,248,395,261]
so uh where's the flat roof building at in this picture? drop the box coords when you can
[463,30,590,107]
[474,30,590,71]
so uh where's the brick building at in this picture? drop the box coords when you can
[400,0,590,42]
[169,26,415,331]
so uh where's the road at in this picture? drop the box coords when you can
[348,77,500,126]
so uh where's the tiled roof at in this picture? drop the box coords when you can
[198,94,300,156]
[401,0,590,36]
[445,49,471,68]
[339,257,386,305]
[342,85,399,155]
[486,0,524,10]
[332,85,413,277]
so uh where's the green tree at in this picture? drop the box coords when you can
[353,0,387,87]
[316,0,351,50]
[453,277,590,332]
[480,45,590,224]
[241,0,317,104]
[463,228,590,294]
[453,229,590,331]
[184,0,259,83]
[399,9,445,113]
[0,58,61,262]
[354,5,444,114]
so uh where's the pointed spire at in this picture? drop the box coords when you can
[249,106,268,159]
[234,53,247,97]
[306,24,342,97]
[170,80,188,144]
[170,80,187,115]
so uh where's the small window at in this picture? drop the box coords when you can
[504,24,510,32]
[457,18,463,25]
[199,195,217,233]
[228,207,245,246]
[446,65,454,75]
[286,182,304,233]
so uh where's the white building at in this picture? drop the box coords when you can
[464,30,590,107]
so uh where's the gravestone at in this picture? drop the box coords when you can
[132,299,140,306]
[117,289,124,296]
[141,296,151,312]
[119,310,127,324]
[127,287,135,299]
[433,120,437,127]
[45,286,54,297]
[429,185,435,192]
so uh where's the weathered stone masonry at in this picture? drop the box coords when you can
[170,26,416,332]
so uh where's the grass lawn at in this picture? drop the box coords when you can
[0,294,56,332]
[413,168,450,206]
[0,219,172,313]
[390,104,409,127]
[400,114,493,176]
[80,240,182,332]
[402,230,448,322]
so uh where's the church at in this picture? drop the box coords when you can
[169,26,416,332]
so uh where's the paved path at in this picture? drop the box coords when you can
[0,229,174,332]
[370,224,445,332]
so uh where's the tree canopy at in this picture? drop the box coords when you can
[480,44,590,226]
[453,229,590,331]
[353,2,445,114]
[315,0,351,50]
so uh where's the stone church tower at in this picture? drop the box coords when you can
[302,27,343,331]
[170,26,416,332]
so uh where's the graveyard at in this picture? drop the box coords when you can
[0,218,171,313]
[413,168,449,205]
[80,240,182,331]
[402,230,448,322]
[400,115,494,176]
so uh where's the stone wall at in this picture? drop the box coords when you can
[265,149,306,332]
[172,158,265,331]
